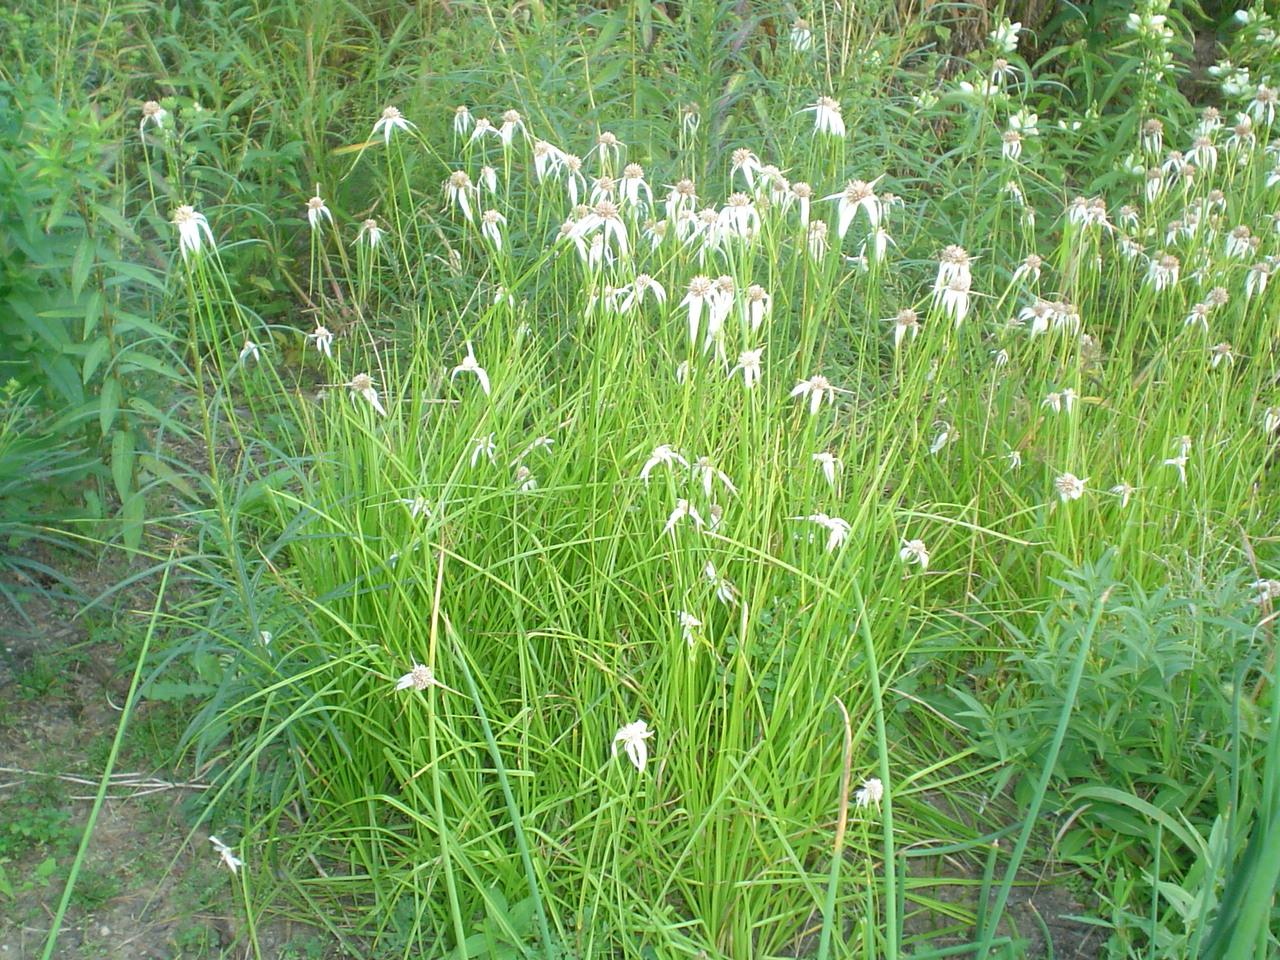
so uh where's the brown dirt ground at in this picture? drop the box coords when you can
[0,555,333,960]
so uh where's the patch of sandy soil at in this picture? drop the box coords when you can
[0,555,334,960]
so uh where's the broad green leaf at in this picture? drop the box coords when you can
[99,375,121,435]
[110,425,134,500]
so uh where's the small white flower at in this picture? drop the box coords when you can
[1250,579,1280,605]
[804,96,846,138]
[1264,405,1280,435]
[790,18,813,52]
[1163,454,1188,485]
[140,99,168,133]
[899,539,929,571]
[796,513,851,552]
[515,465,538,492]
[989,18,1021,53]
[371,106,416,144]
[239,340,261,363]
[640,444,689,483]
[498,108,525,146]
[357,218,384,248]
[813,451,842,489]
[259,630,272,646]
[171,205,216,260]
[694,456,737,498]
[1110,482,1137,508]
[612,720,654,774]
[480,209,507,249]
[471,433,497,467]
[680,275,715,345]
[663,498,705,536]
[451,343,491,395]
[209,836,244,874]
[730,147,763,189]
[825,176,883,238]
[929,422,955,456]
[728,348,764,389]
[308,324,334,358]
[346,373,387,416]
[444,171,477,222]
[1054,472,1088,502]
[791,375,838,415]
[306,190,333,231]
[934,275,972,325]
[396,496,432,519]
[453,105,473,136]
[704,561,739,605]
[1004,449,1022,471]
[396,663,437,691]
[854,777,883,809]
[677,611,703,648]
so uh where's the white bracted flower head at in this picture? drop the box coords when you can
[854,777,884,809]
[613,720,654,774]
[729,348,764,389]
[989,18,1021,53]
[171,205,216,260]
[1164,454,1188,485]
[471,433,497,467]
[899,539,929,571]
[730,147,763,189]
[825,176,884,237]
[791,375,838,415]
[1251,579,1280,605]
[746,284,771,330]
[1110,482,1137,508]
[694,456,738,498]
[445,170,476,222]
[308,324,334,358]
[306,189,333,231]
[396,663,437,691]
[498,108,526,146]
[804,96,846,138]
[888,308,920,348]
[797,513,850,552]
[371,105,416,144]
[239,340,261,363]
[704,561,739,605]
[677,611,703,648]
[453,105,473,136]
[790,18,813,52]
[934,275,972,325]
[681,275,716,345]
[140,99,168,133]
[812,451,842,488]
[1055,472,1088,502]
[346,373,386,416]
[357,218,384,248]
[209,836,244,874]
[663,498,705,537]
[640,444,689,483]
[451,343,491,395]
[469,116,496,143]
[480,209,507,249]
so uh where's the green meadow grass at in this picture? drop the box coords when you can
[9,0,1280,956]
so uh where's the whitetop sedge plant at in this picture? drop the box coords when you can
[134,15,1280,960]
